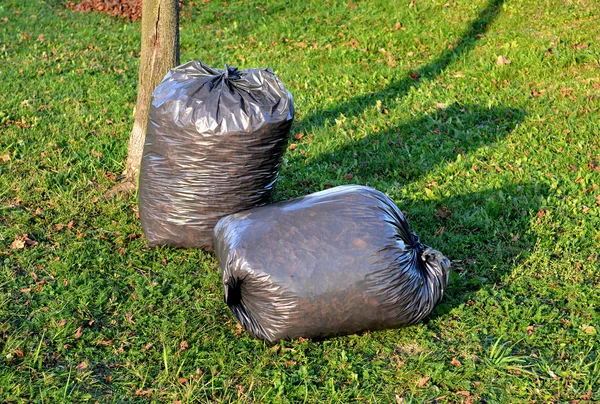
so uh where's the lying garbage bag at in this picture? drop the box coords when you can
[214,185,451,343]
[139,60,294,250]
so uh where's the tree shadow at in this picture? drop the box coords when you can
[275,0,546,318]
[298,0,506,131]
[285,102,542,315]
[286,103,526,191]
[418,182,548,320]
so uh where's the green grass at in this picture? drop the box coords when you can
[1,0,599,402]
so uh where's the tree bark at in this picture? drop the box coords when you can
[123,0,179,186]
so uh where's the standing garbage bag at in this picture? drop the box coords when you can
[139,61,294,250]
[214,185,451,343]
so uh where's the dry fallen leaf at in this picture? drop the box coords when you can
[11,238,26,250]
[495,55,511,66]
[344,174,354,180]
[294,133,304,140]
[0,154,10,162]
[435,207,451,219]
[57,319,68,327]
[288,143,297,151]
[581,324,596,335]
[450,358,462,367]
[76,361,88,371]
[456,390,471,397]
[135,388,152,397]
[91,150,103,158]
[435,102,447,109]
[74,327,83,339]
[417,376,430,387]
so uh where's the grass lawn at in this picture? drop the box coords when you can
[1,0,599,402]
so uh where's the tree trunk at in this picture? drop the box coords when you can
[123,0,179,186]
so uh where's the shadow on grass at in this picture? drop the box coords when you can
[282,0,549,319]
[299,0,506,131]
[290,103,526,188]
[289,102,545,319]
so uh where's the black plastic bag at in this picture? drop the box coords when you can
[139,61,294,250]
[214,185,451,343]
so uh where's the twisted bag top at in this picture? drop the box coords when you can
[139,61,294,250]
[214,185,451,343]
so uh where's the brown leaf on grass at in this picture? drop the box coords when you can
[179,377,188,384]
[76,361,88,371]
[456,390,470,396]
[96,340,113,346]
[294,133,304,140]
[125,312,135,325]
[408,0,416,7]
[409,72,420,80]
[288,143,297,151]
[0,154,10,162]
[344,174,354,180]
[298,337,309,342]
[417,376,430,387]
[580,391,593,400]
[14,349,24,357]
[57,319,68,327]
[435,207,451,219]
[496,55,511,66]
[435,102,447,109]
[11,238,26,250]
[581,324,596,335]
[91,150,103,158]
[450,358,462,367]
[74,327,83,339]
[531,88,543,97]
[135,388,152,397]
[435,226,445,236]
